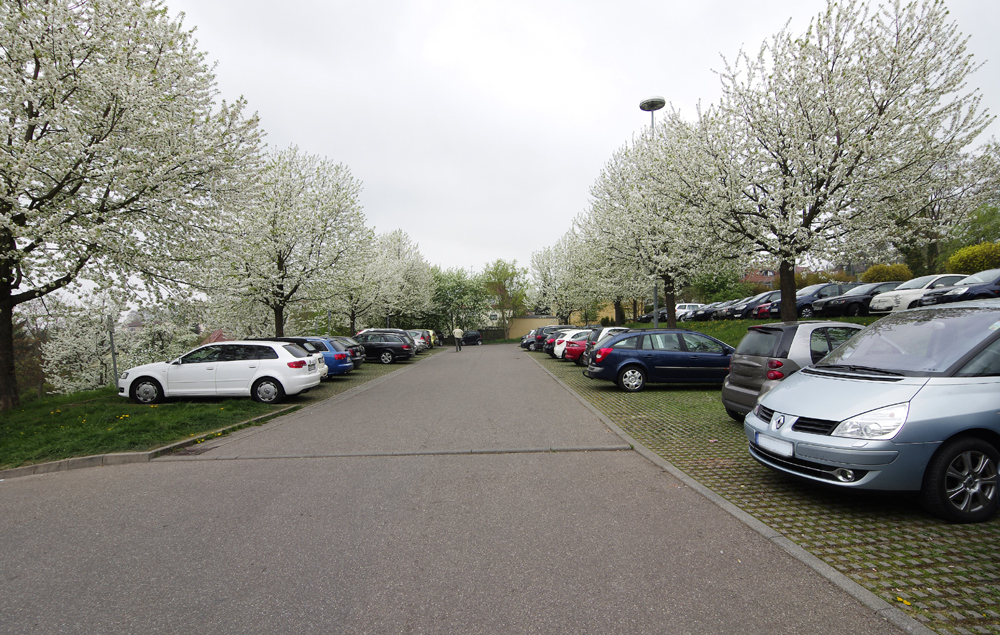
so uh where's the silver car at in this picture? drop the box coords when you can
[721,321,863,421]
[744,301,1000,523]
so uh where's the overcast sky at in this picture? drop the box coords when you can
[163,0,1000,275]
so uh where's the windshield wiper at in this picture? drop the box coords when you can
[817,364,904,376]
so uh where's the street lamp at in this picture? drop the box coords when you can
[640,96,665,328]
[640,96,666,130]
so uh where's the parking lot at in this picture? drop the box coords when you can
[530,350,1000,635]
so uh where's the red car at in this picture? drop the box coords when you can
[564,339,588,365]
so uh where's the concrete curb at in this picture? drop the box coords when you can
[528,352,935,635]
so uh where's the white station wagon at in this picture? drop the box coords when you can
[118,341,322,405]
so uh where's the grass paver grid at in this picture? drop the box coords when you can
[535,353,1000,635]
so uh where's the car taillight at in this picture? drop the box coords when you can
[766,359,785,380]
[334,353,347,360]
[594,347,613,363]
[402,344,411,349]
[556,339,565,345]
[287,360,306,368]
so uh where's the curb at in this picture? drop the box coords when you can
[527,352,935,635]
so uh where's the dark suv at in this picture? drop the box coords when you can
[354,332,415,364]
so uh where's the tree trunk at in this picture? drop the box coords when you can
[614,300,624,326]
[779,260,798,322]
[662,274,677,328]
[274,305,285,337]
[0,296,19,410]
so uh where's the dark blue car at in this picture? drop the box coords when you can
[583,329,735,392]
[919,268,1000,306]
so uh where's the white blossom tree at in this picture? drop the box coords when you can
[0,0,262,409]
[206,146,367,337]
[677,0,992,320]
[376,230,433,327]
[580,137,718,327]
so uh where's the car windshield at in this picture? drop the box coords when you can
[895,275,937,291]
[957,268,1000,286]
[841,283,880,296]
[817,306,1000,375]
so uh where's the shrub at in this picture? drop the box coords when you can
[861,263,913,283]
[946,243,1000,274]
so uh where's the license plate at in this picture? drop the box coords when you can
[756,432,793,457]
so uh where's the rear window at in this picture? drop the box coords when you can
[283,344,310,358]
[735,329,781,357]
[611,336,639,349]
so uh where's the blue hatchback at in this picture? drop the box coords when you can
[301,337,355,377]
[583,329,735,392]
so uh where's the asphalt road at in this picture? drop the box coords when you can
[0,345,908,634]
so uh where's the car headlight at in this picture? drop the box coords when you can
[946,288,969,296]
[831,403,908,439]
[829,299,845,305]
[119,371,129,380]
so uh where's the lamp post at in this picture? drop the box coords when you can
[640,96,665,328]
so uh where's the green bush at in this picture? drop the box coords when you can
[861,263,913,283]
[946,243,1000,274]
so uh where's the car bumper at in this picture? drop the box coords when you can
[583,365,613,381]
[284,373,322,396]
[743,410,938,491]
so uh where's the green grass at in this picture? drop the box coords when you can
[0,386,284,469]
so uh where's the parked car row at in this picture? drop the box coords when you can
[688,269,1000,323]
[529,290,1000,523]
[117,327,440,406]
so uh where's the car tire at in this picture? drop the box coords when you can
[130,377,164,404]
[476,340,482,345]
[574,355,586,367]
[617,366,646,392]
[725,407,744,422]
[528,342,536,351]
[920,436,999,523]
[907,300,921,309]
[799,306,814,318]
[846,303,862,317]
[251,377,285,404]
[380,351,395,364]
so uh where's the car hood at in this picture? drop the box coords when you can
[759,369,929,421]
[122,361,173,376]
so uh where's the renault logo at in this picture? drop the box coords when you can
[774,415,786,430]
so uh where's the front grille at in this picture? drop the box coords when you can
[756,405,774,424]
[791,417,839,435]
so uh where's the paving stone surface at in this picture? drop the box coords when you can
[532,350,1000,635]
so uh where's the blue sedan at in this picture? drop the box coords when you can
[583,329,734,392]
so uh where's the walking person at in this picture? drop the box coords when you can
[453,327,464,352]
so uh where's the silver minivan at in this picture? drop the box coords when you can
[744,301,1000,523]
